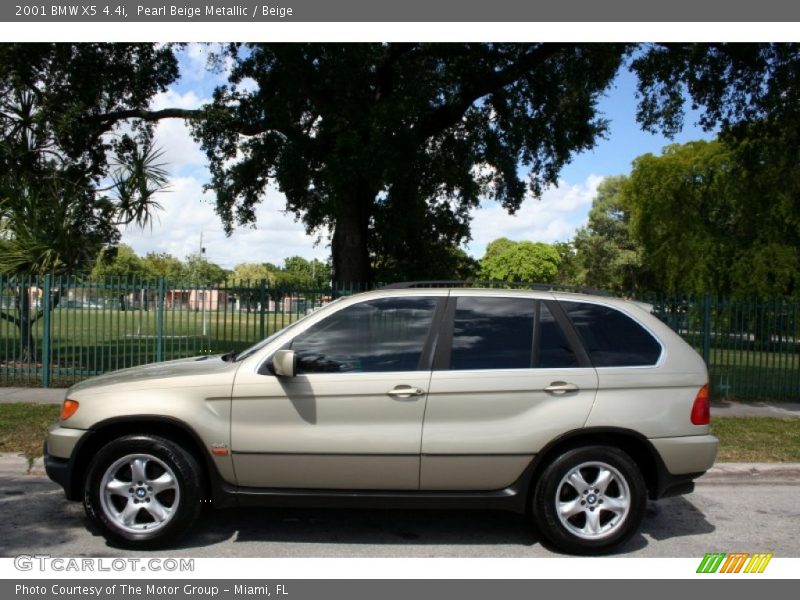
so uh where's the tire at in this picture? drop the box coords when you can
[83,434,204,548]
[531,445,646,555]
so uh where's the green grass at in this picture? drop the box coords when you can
[0,403,60,459]
[0,308,301,385]
[1,406,797,465]
[712,417,800,462]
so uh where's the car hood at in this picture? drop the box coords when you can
[67,355,239,396]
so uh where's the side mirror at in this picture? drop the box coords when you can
[272,349,296,377]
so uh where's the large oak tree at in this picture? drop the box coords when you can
[193,43,627,284]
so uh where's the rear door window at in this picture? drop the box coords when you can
[561,301,662,367]
[536,303,579,368]
[449,297,535,370]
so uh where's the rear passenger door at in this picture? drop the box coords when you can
[421,293,599,490]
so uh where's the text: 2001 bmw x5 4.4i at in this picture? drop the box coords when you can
[44,287,718,554]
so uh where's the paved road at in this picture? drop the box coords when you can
[1,455,798,558]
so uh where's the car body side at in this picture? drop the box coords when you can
[45,288,718,508]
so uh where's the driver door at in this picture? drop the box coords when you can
[230,293,446,490]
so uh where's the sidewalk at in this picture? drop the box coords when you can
[0,387,65,404]
[0,386,798,417]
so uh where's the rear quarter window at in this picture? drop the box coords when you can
[561,301,662,367]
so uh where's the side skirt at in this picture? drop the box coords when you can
[210,460,537,514]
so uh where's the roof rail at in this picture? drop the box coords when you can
[381,281,612,296]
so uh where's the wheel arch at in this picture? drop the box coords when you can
[67,415,220,502]
[526,427,666,504]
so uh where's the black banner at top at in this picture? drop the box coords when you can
[3,0,800,22]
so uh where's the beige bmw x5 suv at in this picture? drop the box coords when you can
[45,286,718,554]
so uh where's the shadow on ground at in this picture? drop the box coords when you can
[0,476,715,557]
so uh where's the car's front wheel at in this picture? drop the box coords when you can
[532,445,646,555]
[83,434,203,548]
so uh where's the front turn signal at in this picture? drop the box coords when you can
[60,399,79,421]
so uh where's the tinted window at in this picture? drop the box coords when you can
[290,297,437,373]
[450,297,534,370]
[562,301,661,367]
[537,303,578,368]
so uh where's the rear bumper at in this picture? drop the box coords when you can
[649,434,718,499]
[650,434,719,475]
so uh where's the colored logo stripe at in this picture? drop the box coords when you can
[697,552,725,573]
[744,553,773,573]
[696,552,772,574]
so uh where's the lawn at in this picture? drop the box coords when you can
[1,406,797,464]
[0,403,60,459]
[711,417,800,462]
[1,308,302,385]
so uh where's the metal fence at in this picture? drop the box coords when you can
[0,275,369,388]
[0,275,798,401]
[646,295,800,402]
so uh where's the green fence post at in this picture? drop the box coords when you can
[41,274,52,388]
[259,279,266,340]
[156,277,165,362]
[702,293,712,366]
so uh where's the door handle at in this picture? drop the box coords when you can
[544,381,580,394]
[386,385,425,399]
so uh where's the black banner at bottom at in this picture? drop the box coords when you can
[2,579,794,600]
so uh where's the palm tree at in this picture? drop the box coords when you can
[0,144,169,362]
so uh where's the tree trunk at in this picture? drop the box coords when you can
[331,188,374,287]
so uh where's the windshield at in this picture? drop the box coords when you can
[233,298,342,362]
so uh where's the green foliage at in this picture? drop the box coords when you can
[183,252,228,286]
[373,244,479,283]
[573,176,647,293]
[479,238,562,283]
[630,44,800,141]
[141,252,185,280]
[194,43,626,283]
[0,43,179,275]
[231,262,274,283]
[282,256,331,287]
[621,140,800,296]
[551,241,583,286]
[90,245,150,279]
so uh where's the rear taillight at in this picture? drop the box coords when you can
[690,384,710,425]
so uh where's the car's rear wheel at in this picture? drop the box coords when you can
[84,435,203,548]
[532,445,646,555]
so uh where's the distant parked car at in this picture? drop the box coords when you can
[58,300,103,309]
[45,285,717,554]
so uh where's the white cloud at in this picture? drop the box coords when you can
[120,178,329,269]
[121,171,603,271]
[149,89,207,173]
[179,43,232,82]
[466,175,604,258]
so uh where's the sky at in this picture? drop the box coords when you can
[120,44,714,270]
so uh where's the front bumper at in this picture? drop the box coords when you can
[43,442,73,496]
[44,424,89,501]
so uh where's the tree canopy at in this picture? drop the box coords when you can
[3,42,800,289]
[193,43,626,283]
[572,176,647,293]
[0,43,179,275]
[621,140,800,296]
[479,238,561,283]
